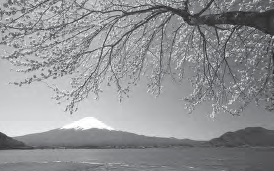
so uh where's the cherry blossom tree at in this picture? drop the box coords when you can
[0,0,273,115]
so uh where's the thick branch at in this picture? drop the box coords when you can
[189,9,274,35]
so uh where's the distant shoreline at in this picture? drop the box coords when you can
[2,145,274,151]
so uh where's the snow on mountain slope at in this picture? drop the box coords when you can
[60,117,114,131]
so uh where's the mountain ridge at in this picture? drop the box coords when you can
[209,127,274,147]
[0,132,28,149]
[15,128,200,148]
[11,117,274,149]
[14,117,205,148]
[13,126,274,148]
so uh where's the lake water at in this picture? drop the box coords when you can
[0,148,273,171]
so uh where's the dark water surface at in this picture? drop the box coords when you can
[0,148,273,171]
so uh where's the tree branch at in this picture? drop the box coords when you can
[189,9,274,35]
[194,0,215,17]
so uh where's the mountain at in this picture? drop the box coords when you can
[15,117,199,148]
[209,127,274,147]
[0,132,27,149]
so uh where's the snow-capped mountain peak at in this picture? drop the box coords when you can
[60,117,114,131]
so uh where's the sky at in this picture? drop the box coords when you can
[1,57,274,141]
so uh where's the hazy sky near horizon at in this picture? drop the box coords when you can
[1,57,274,140]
